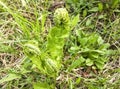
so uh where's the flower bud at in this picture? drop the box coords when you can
[54,8,70,26]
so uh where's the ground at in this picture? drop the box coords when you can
[0,0,120,89]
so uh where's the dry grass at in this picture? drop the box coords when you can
[0,0,120,89]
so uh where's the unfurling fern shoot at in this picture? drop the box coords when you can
[47,8,70,58]
[46,8,71,76]
[23,8,74,77]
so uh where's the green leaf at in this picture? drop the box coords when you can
[96,58,106,64]
[90,54,99,59]
[97,36,104,45]
[70,46,80,52]
[89,7,99,12]
[33,82,51,89]
[111,0,119,9]
[98,15,105,19]
[0,73,21,84]
[99,43,110,50]
[98,3,103,12]
[83,9,87,17]
[95,61,104,70]
[114,9,120,12]
[67,56,85,72]
[87,34,98,46]
[79,38,88,46]
[70,14,79,28]
[75,77,81,85]
[86,19,91,26]
[86,58,93,66]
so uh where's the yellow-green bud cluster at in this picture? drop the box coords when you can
[54,8,70,26]
[24,40,40,57]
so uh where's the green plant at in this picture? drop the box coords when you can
[24,8,70,77]
[0,0,79,88]
[1,0,119,89]
[67,30,110,71]
[23,8,79,88]
[66,0,120,17]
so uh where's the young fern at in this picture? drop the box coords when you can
[53,8,70,26]
[23,8,72,77]
[23,40,46,74]
[47,8,70,60]
[46,8,71,76]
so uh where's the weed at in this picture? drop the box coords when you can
[0,0,120,89]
